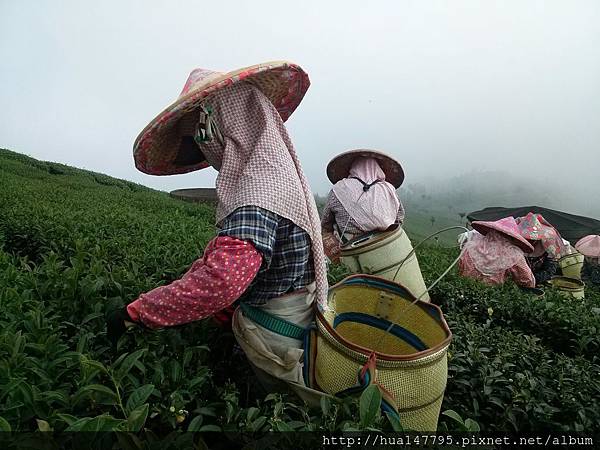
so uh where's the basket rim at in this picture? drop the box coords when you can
[558,252,584,262]
[317,274,453,362]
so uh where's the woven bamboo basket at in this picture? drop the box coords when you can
[558,252,584,280]
[309,275,452,431]
[340,224,430,302]
[550,276,585,299]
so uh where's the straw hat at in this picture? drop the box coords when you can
[133,61,310,176]
[471,217,534,253]
[516,213,565,259]
[326,149,404,188]
[575,235,600,258]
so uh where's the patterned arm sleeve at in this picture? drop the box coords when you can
[510,257,536,288]
[217,206,279,269]
[127,236,262,329]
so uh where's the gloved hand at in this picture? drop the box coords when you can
[106,306,137,351]
[322,232,341,264]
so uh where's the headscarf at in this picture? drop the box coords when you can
[464,230,526,275]
[458,229,482,249]
[193,82,328,309]
[516,213,566,259]
[331,157,400,232]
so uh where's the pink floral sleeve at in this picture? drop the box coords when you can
[127,236,262,329]
[508,258,536,288]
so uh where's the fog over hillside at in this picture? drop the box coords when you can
[2,1,599,201]
[399,170,600,220]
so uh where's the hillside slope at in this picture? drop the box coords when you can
[0,149,599,437]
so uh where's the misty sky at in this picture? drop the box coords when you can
[1,0,599,196]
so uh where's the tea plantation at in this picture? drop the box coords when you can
[1,149,599,443]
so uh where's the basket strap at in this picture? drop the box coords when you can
[302,324,319,388]
[349,176,383,192]
[335,353,400,419]
[239,302,306,340]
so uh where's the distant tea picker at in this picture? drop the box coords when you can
[106,61,327,387]
[458,217,536,288]
[576,235,600,286]
[320,150,431,301]
[321,150,405,263]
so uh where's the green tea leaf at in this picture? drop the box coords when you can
[116,349,147,382]
[464,418,481,432]
[359,384,381,428]
[320,396,331,416]
[0,416,11,432]
[81,312,104,325]
[442,409,464,425]
[127,403,149,432]
[125,384,154,415]
[36,419,52,432]
[198,424,222,432]
[56,413,78,426]
[250,416,267,432]
[246,407,259,422]
[65,415,125,431]
[385,411,404,432]
[74,384,117,405]
[80,356,108,376]
[170,361,182,383]
[187,415,203,432]
[196,407,216,417]
[274,421,293,432]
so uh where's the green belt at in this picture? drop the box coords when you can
[240,302,306,340]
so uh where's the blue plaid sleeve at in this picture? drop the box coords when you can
[217,206,279,268]
[217,205,314,305]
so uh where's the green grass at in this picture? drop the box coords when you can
[403,210,466,245]
[0,148,598,439]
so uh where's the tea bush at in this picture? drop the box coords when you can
[1,148,599,439]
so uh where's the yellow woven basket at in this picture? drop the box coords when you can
[340,224,431,302]
[309,275,452,431]
[558,252,584,280]
[550,276,585,299]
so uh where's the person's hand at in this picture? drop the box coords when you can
[322,232,341,264]
[106,306,137,351]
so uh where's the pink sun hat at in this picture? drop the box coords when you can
[133,61,310,176]
[515,212,566,259]
[471,216,535,253]
[575,235,600,258]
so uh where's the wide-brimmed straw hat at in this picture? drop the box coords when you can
[326,149,405,188]
[471,217,535,253]
[516,212,565,259]
[575,235,600,258]
[133,61,310,176]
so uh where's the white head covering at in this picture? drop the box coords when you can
[331,157,400,232]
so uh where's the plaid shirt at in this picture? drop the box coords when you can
[218,206,315,305]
